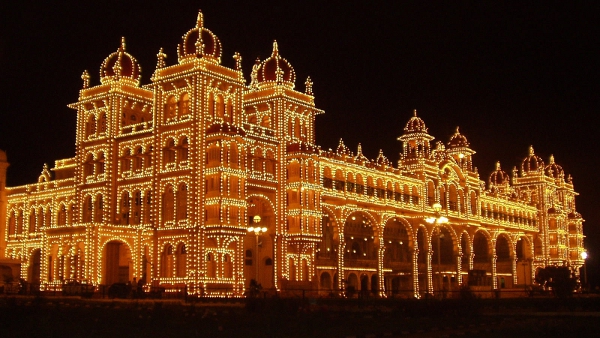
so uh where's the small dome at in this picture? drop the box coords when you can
[404,109,428,133]
[178,11,222,64]
[255,41,296,88]
[521,146,545,174]
[0,149,7,162]
[100,37,141,85]
[448,127,469,148]
[489,161,510,186]
[544,154,564,179]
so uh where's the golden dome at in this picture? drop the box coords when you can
[100,37,141,85]
[177,10,222,64]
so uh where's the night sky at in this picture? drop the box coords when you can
[1,1,599,286]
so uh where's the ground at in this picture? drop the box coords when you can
[1,296,600,337]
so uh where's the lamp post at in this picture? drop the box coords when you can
[581,251,588,292]
[248,215,267,285]
[425,203,448,297]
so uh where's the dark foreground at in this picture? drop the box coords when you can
[2,296,600,337]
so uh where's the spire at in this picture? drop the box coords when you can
[305,76,313,95]
[120,36,126,51]
[196,10,204,28]
[272,40,279,56]
[81,70,90,89]
[156,48,167,69]
[413,109,417,117]
[496,161,501,170]
[549,154,555,164]
[233,52,242,71]
[529,145,535,156]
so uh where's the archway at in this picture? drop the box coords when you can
[29,249,41,286]
[246,196,275,289]
[432,226,455,292]
[495,235,513,288]
[103,240,132,285]
[471,231,491,286]
[516,236,533,286]
[382,218,412,297]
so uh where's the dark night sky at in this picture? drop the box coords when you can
[1,1,599,285]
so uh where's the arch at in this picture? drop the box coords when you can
[165,95,177,120]
[83,195,93,223]
[162,243,174,278]
[473,230,491,264]
[176,182,188,221]
[103,240,133,285]
[175,243,187,277]
[86,114,97,138]
[320,271,332,290]
[28,249,42,285]
[178,92,190,116]
[162,184,175,223]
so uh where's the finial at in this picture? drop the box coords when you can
[81,70,90,89]
[305,76,313,95]
[276,67,284,83]
[233,52,242,71]
[197,10,204,28]
[156,48,167,69]
[120,36,126,51]
[528,145,534,156]
[272,40,279,56]
[549,154,555,164]
[496,161,501,170]
[250,57,261,88]
[413,109,417,117]
[456,126,460,134]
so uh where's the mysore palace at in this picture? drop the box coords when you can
[0,11,584,297]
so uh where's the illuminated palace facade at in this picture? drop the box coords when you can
[0,12,584,297]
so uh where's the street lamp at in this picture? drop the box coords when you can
[248,215,267,285]
[425,203,448,297]
[581,251,588,292]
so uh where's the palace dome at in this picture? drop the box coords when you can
[100,37,141,85]
[447,126,469,148]
[404,109,428,133]
[178,11,222,64]
[489,161,510,186]
[521,146,545,174]
[255,41,296,88]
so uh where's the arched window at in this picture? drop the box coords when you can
[121,149,131,172]
[165,95,177,121]
[133,147,143,171]
[29,210,36,233]
[95,195,103,222]
[163,139,176,165]
[83,196,93,223]
[98,113,107,134]
[86,114,96,138]
[96,152,105,175]
[144,191,151,224]
[230,143,239,168]
[83,153,94,177]
[179,137,188,162]
[8,211,16,235]
[225,98,233,123]
[216,95,224,118]
[162,185,174,222]
[120,191,130,225]
[176,243,187,277]
[162,244,174,278]
[176,183,187,221]
[208,92,215,118]
[133,191,142,225]
[178,93,190,116]
[57,205,67,226]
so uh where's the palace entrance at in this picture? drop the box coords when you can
[103,241,132,285]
